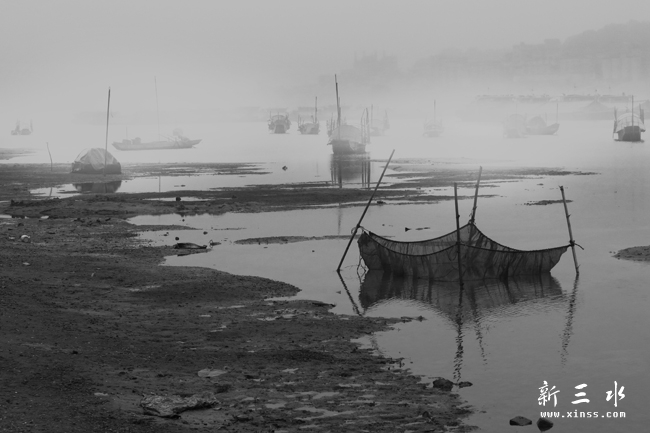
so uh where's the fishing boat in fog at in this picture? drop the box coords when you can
[327,75,370,154]
[297,97,320,135]
[613,97,645,142]
[526,116,559,135]
[268,113,291,133]
[423,100,443,137]
[369,105,389,136]
[11,120,32,135]
[503,114,527,138]
[112,134,201,151]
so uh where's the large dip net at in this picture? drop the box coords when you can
[358,223,568,281]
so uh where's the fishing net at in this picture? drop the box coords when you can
[358,223,568,281]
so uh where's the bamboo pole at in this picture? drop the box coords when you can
[454,183,464,287]
[469,166,483,225]
[560,185,579,275]
[46,142,52,172]
[104,87,111,176]
[336,149,395,272]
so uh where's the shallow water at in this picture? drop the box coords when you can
[9,117,649,432]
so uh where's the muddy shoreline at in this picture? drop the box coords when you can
[0,162,598,432]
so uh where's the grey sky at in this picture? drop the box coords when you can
[2,0,649,115]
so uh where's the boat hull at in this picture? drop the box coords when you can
[616,126,643,142]
[329,139,366,155]
[298,123,319,135]
[112,139,201,151]
[527,123,560,135]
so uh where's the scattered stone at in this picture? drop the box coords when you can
[457,381,473,388]
[509,416,532,426]
[537,417,553,431]
[197,369,228,378]
[432,378,454,391]
[140,391,218,418]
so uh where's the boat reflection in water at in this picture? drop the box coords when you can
[73,180,122,194]
[354,271,578,381]
[330,154,371,189]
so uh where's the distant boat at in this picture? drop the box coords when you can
[327,75,370,154]
[112,133,201,151]
[268,113,291,133]
[613,98,645,142]
[297,97,320,135]
[369,105,389,136]
[424,100,443,137]
[11,120,32,135]
[526,116,560,135]
[111,79,201,151]
[503,114,527,138]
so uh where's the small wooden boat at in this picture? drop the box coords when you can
[526,116,560,135]
[613,97,645,142]
[327,75,370,154]
[298,97,320,135]
[112,136,201,151]
[423,100,443,137]
[369,105,389,136]
[268,113,291,133]
[11,120,32,135]
[503,114,527,138]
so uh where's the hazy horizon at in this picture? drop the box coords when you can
[2,0,650,120]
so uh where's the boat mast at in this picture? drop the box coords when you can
[315,96,318,123]
[104,87,111,176]
[155,76,161,141]
[335,75,341,139]
[454,183,464,288]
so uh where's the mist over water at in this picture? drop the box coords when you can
[3,2,650,432]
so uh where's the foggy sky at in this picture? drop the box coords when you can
[2,0,650,117]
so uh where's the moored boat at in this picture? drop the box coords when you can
[503,114,527,138]
[11,120,32,136]
[613,97,645,142]
[424,100,443,137]
[526,116,560,135]
[268,113,291,133]
[327,75,370,155]
[112,136,201,151]
[297,97,320,135]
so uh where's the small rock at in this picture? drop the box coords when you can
[457,381,473,388]
[537,417,553,431]
[509,416,532,426]
[432,378,454,391]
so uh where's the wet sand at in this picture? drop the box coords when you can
[0,162,592,432]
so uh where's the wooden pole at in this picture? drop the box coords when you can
[336,149,395,272]
[46,142,53,172]
[155,77,161,141]
[469,166,483,225]
[104,87,111,176]
[454,183,464,287]
[560,185,579,275]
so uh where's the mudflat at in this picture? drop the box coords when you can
[0,162,588,432]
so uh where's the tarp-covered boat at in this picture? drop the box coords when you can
[613,106,645,142]
[526,116,560,135]
[298,97,320,135]
[71,148,122,174]
[358,223,568,281]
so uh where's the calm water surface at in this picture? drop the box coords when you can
[7,118,649,432]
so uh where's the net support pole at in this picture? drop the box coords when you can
[469,166,482,225]
[336,149,395,272]
[454,183,464,287]
[560,185,579,275]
